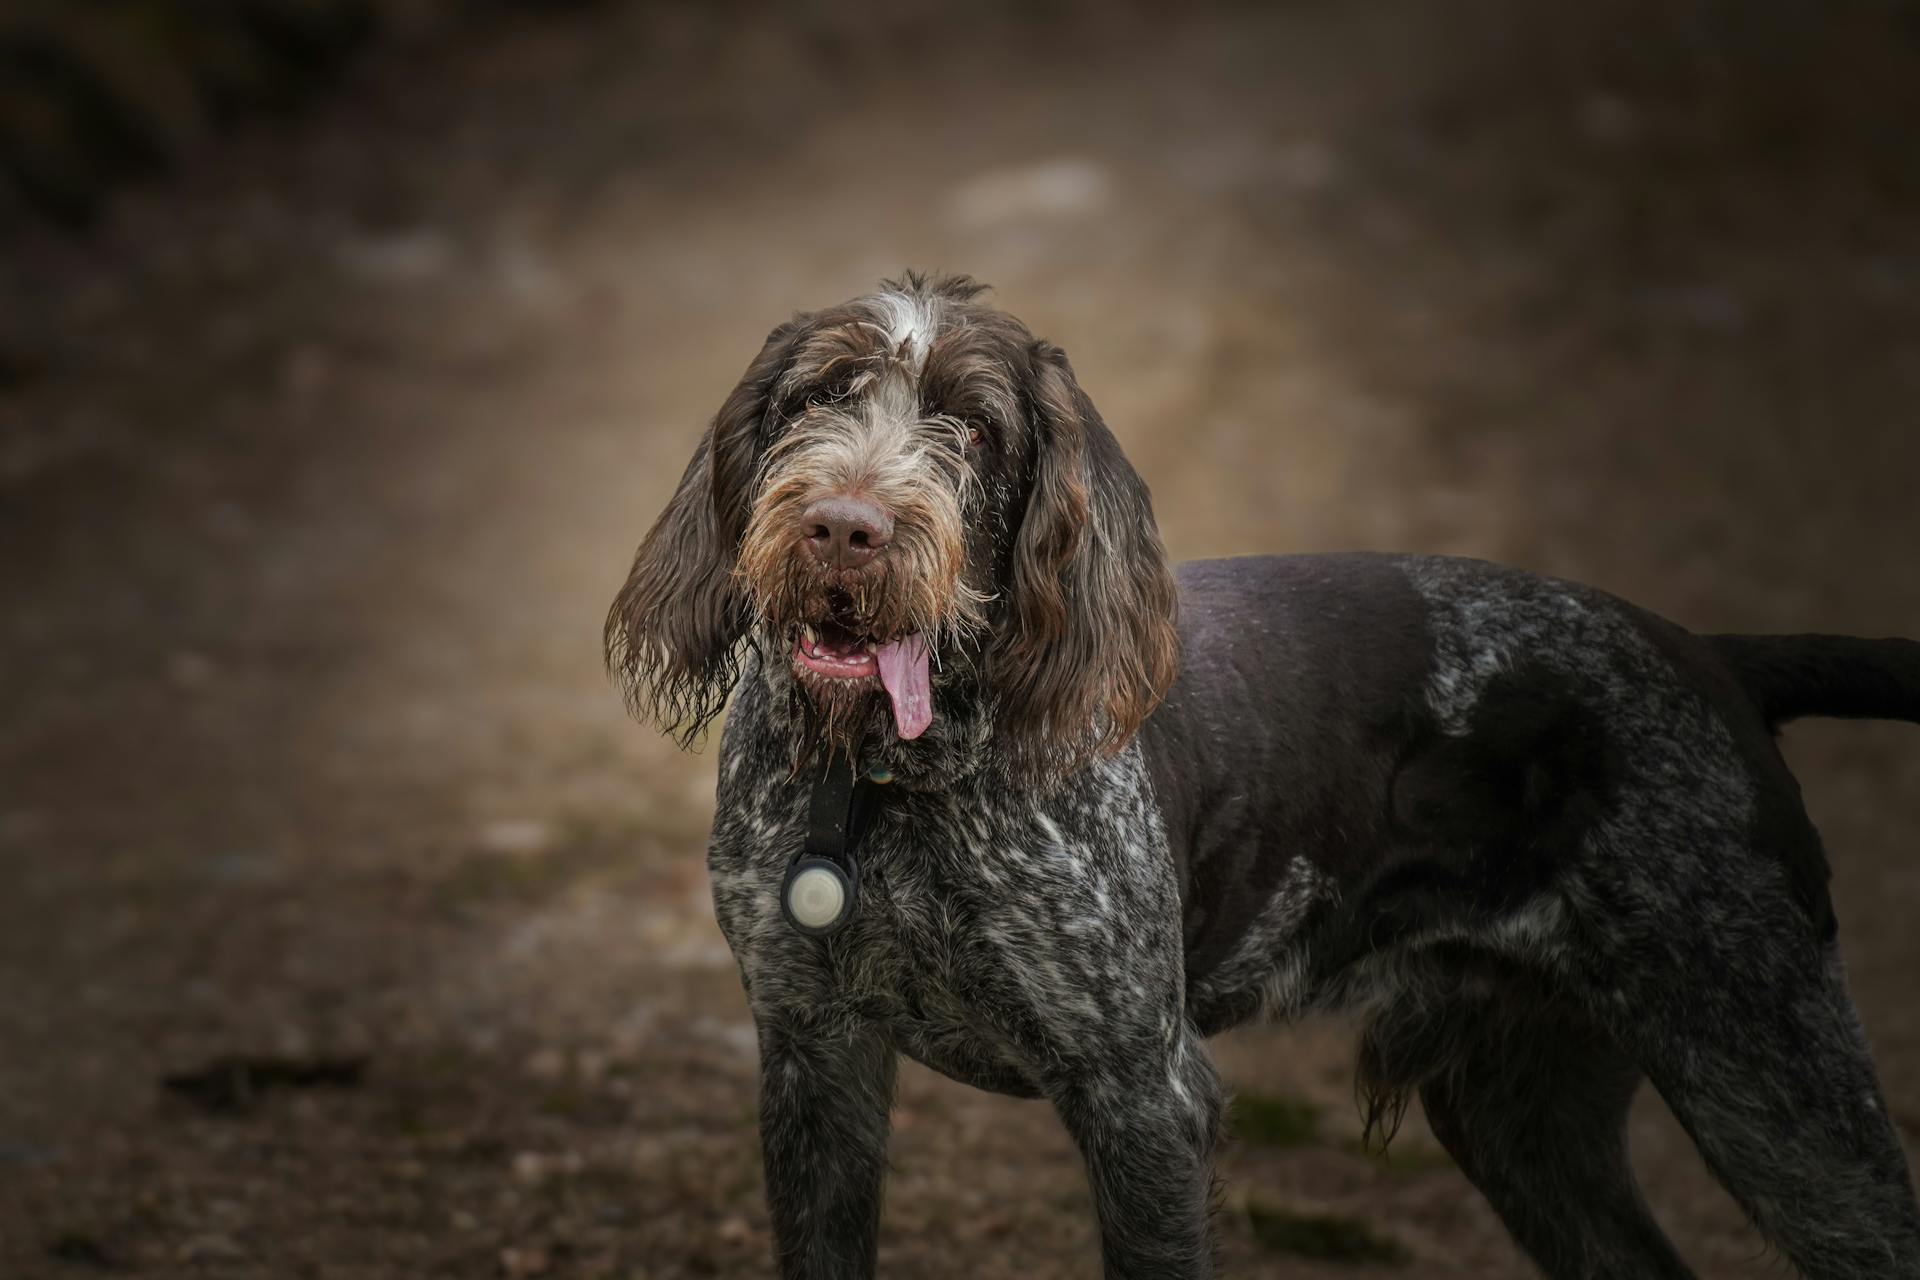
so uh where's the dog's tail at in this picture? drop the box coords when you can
[1708,633,1920,728]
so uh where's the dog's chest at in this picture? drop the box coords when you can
[706,747,1186,1093]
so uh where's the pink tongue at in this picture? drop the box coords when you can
[875,633,932,740]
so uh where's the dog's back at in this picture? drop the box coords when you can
[1147,552,1920,1034]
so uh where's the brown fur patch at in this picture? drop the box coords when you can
[993,343,1181,780]
[603,320,799,743]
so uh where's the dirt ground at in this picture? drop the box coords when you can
[3,2,1919,1276]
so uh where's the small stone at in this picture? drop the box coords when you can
[177,1233,245,1263]
[1579,93,1640,146]
[948,157,1113,228]
[500,1245,550,1276]
[337,229,454,284]
[478,819,552,857]
[281,344,333,398]
[1271,140,1338,191]
[167,651,215,689]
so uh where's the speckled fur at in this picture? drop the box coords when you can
[712,656,1221,1277]
[611,279,1920,1279]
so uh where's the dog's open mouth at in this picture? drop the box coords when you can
[794,619,881,680]
[791,612,932,740]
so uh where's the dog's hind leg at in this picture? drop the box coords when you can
[1614,941,1920,1279]
[1360,990,1695,1278]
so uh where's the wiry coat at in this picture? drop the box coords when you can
[609,274,1920,1279]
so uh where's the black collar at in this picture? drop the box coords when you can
[780,750,883,937]
[804,749,874,863]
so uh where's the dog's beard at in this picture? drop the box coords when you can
[734,470,986,746]
[781,648,889,756]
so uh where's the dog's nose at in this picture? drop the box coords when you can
[800,495,894,569]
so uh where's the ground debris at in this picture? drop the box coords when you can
[161,1054,367,1114]
[46,1229,120,1270]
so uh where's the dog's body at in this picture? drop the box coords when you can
[610,276,1920,1278]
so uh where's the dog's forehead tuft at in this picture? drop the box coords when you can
[773,280,1034,428]
[865,289,943,375]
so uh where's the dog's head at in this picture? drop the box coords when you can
[605,274,1177,784]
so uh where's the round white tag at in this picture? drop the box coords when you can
[787,865,848,930]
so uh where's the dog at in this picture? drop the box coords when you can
[605,273,1920,1278]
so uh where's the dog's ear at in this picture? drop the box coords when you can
[994,342,1179,780]
[605,320,801,744]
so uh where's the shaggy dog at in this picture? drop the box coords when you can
[607,273,1920,1279]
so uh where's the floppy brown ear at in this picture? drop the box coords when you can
[604,321,800,744]
[994,342,1179,780]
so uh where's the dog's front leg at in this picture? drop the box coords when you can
[754,1016,896,1280]
[1051,1028,1223,1280]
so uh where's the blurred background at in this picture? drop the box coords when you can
[3,1,1918,1276]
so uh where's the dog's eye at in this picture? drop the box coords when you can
[804,374,857,410]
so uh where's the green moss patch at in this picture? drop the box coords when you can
[1226,1091,1320,1147]
[1343,1135,1456,1174]
[1245,1200,1410,1266]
